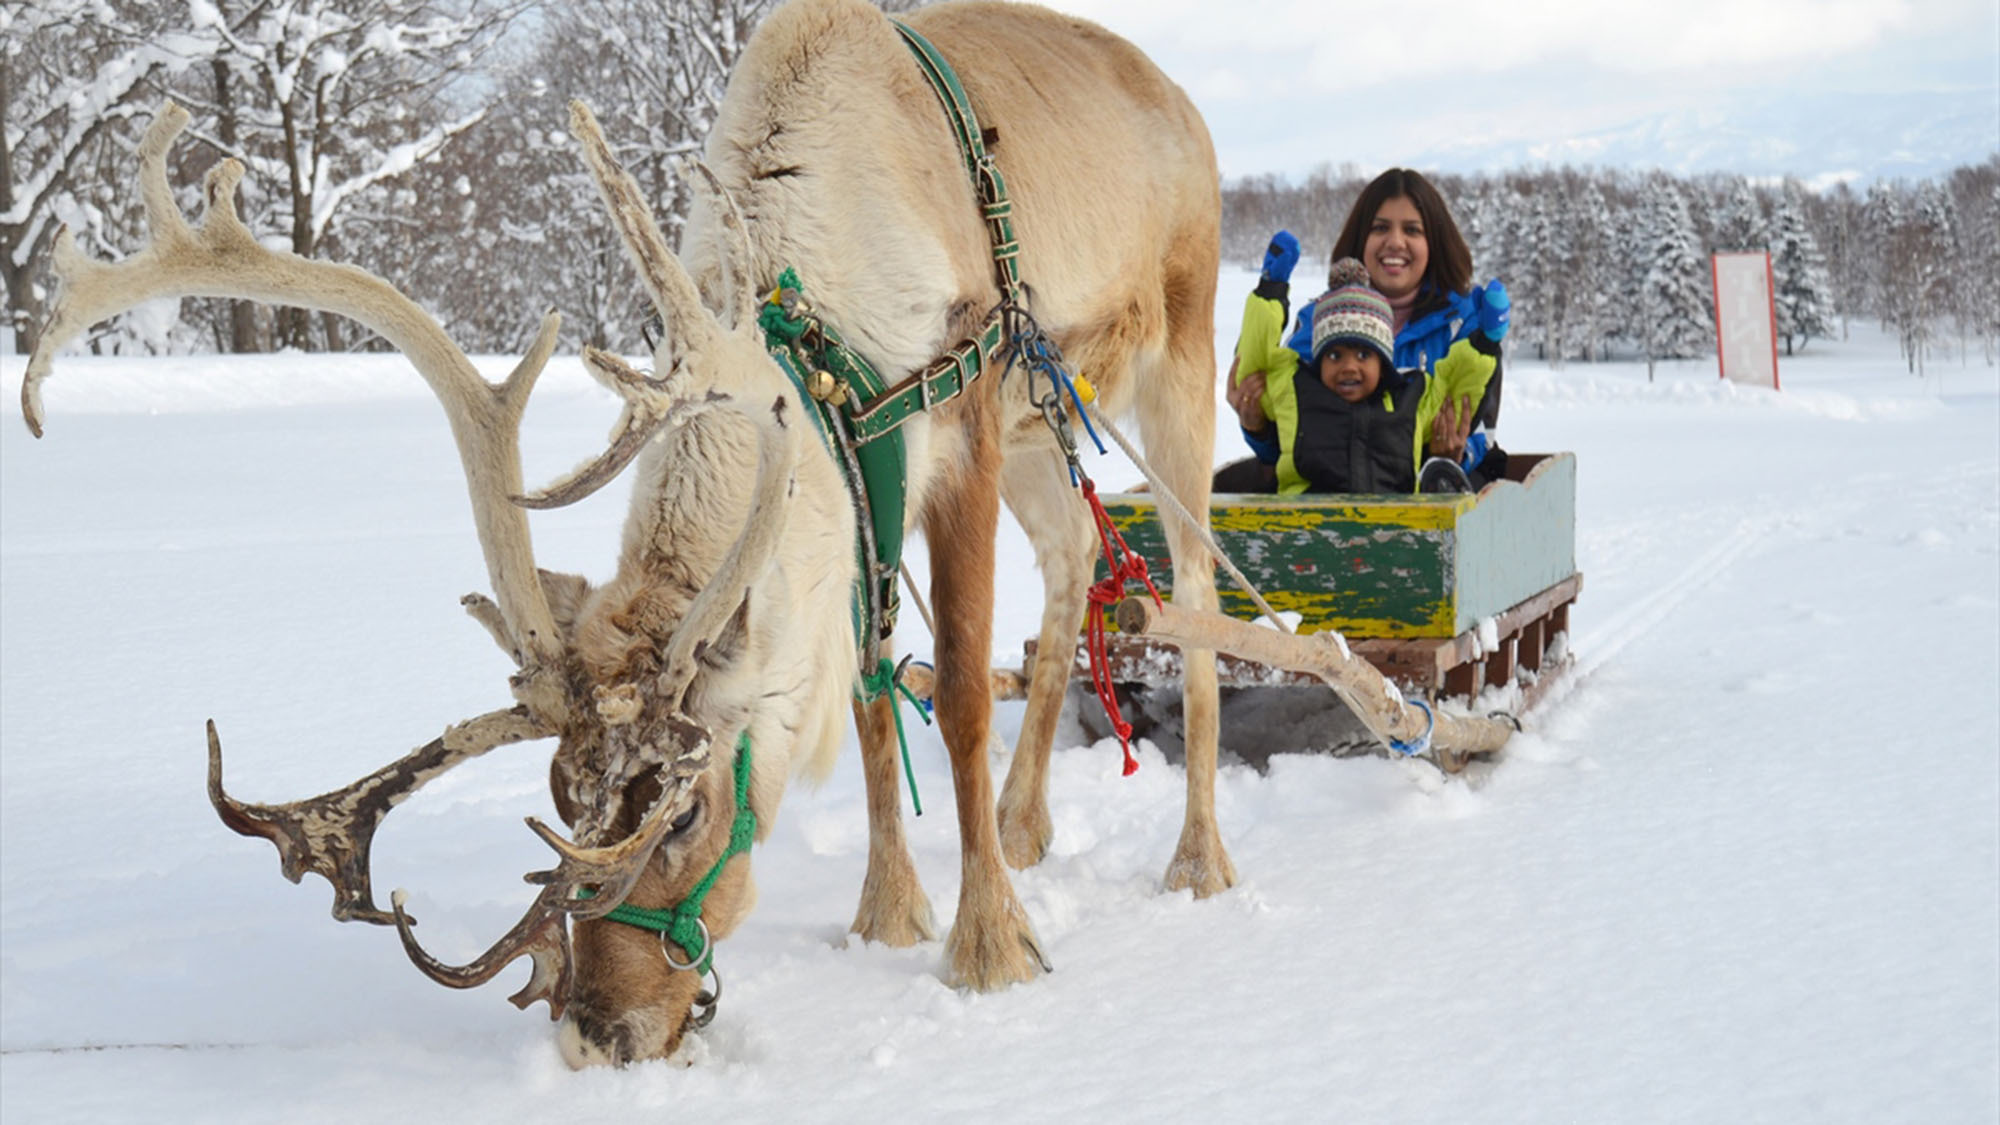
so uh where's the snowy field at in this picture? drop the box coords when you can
[2,270,1996,1123]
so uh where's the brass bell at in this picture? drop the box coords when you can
[808,369,848,405]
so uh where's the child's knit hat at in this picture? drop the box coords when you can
[1310,258,1395,367]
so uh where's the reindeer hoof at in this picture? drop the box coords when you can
[850,843,936,946]
[942,910,1048,991]
[1163,823,1237,899]
[851,886,938,947]
[996,799,1052,869]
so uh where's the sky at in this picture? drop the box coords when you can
[2,280,1996,1120]
[1038,0,2000,183]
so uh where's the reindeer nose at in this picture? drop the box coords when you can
[557,1012,633,1069]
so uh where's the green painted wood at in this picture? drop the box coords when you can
[1095,452,1578,640]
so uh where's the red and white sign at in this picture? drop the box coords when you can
[1711,251,1779,390]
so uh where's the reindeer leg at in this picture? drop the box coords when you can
[931,419,1048,988]
[996,446,1097,868]
[849,688,937,945]
[1147,255,1235,898]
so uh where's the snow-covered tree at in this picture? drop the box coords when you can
[1769,182,1836,355]
[1639,176,1713,364]
[1961,163,2000,364]
[162,0,526,350]
[393,0,787,353]
[1944,158,1998,365]
[1555,177,1616,363]
[1,2,200,353]
[1709,176,1769,254]
[1883,181,1958,374]
[1809,181,1864,338]
[1859,181,1902,327]
[1511,182,1557,360]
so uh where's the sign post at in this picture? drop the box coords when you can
[1711,251,1779,390]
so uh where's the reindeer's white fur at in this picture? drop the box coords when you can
[28,0,1225,1069]
[589,0,1232,1037]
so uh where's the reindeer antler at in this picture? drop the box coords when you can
[392,886,575,1019]
[23,104,570,706]
[209,708,554,924]
[507,105,755,513]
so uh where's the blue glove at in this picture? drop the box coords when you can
[1459,426,1491,473]
[1478,280,1510,342]
[1262,230,1300,285]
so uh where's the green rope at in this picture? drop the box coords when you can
[858,657,930,817]
[586,733,756,978]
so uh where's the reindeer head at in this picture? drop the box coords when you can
[22,103,847,1068]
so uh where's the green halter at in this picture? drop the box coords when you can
[592,732,755,978]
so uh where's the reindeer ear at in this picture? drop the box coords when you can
[687,159,757,334]
[695,593,752,672]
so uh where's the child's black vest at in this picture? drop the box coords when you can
[1290,366,1422,494]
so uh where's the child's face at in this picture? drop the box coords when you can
[1318,344,1382,403]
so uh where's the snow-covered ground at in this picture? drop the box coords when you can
[3,272,1995,1123]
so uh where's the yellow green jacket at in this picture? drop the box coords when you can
[1233,292,1499,495]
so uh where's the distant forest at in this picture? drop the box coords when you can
[1221,161,1999,373]
[8,0,1995,375]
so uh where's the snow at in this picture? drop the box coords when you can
[2,270,1996,1121]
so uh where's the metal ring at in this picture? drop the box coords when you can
[688,968,723,1030]
[661,918,711,972]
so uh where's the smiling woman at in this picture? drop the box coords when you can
[1217,168,1511,496]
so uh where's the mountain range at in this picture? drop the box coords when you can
[1408,87,1998,185]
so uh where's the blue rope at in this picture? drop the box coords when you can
[1003,311,1106,484]
[1387,700,1435,757]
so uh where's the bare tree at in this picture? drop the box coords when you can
[1,1,184,353]
[165,0,527,350]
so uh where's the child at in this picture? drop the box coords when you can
[1230,257,1499,495]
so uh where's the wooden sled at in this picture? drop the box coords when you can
[984,453,1582,771]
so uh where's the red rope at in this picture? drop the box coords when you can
[1081,478,1162,775]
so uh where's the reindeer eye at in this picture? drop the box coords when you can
[667,802,701,838]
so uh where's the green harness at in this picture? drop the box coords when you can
[601,22,1021,987]
[756,20,1030,668]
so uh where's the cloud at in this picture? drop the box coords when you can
[1048,0,1982,90]
[1039,0,1995,179]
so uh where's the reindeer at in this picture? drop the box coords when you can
[20,0,1226,1067]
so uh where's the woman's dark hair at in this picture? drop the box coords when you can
[1329,168,1472,297]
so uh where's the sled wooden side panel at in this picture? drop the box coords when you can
[1102,494,1473,637]
[1095,452,1578,641]
[1454,453,1577,637]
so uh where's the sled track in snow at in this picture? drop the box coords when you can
[1566,516,1763,686]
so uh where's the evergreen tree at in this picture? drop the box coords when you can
[1710,176,1769,253]
[1860,181,1902,327]
[1507,182,1554,359]
[1769,182,1836,354]
[1561,178,1615,362]
[1639,177,1713,362]
[1970,170,2000,364]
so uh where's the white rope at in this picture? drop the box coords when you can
[1083,403,1294,636]
[898,560,937,637]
